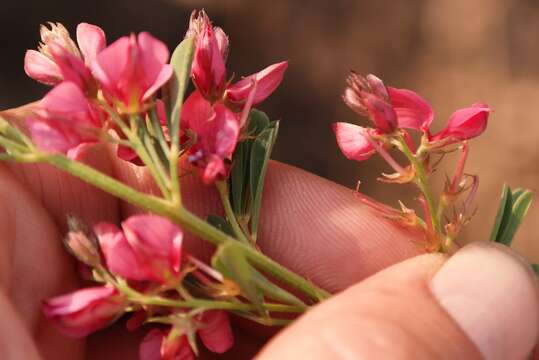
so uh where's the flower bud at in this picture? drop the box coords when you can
[65,231,100,267]
[38,22,81,59]
[43,286,126,338]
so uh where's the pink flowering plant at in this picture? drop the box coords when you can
[0,9,534,359]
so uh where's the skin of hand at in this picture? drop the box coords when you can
[0,104,537,360]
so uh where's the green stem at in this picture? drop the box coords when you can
[216,181,251,245]
[38,154,330,302]
[398,138,441,233]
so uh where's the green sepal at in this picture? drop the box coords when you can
[212,242,266,315]
[251,268,306,307]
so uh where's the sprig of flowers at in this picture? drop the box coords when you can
[333,72,491,252]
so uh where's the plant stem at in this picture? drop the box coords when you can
[216,181,251,245]
[37,153,330,302]
[398,138,441,234]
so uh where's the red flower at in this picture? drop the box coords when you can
[181,91,240,184]
[43,286,125,338]
[27,81,104,159]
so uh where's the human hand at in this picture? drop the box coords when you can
[0,104,537,360]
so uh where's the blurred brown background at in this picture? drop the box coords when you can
[1,0,538,262]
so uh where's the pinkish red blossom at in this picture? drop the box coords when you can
[96,215,183,284]
[121,215,184,283]
[187,11,287,108]
[431,102,491,144]
[91,32,173,114]
[25,22,105,92]
[43,286,126,338]
[27,81,104,159]
[182,90,240,184]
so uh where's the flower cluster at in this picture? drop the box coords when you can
[23,10,287,184]
[44,215,234,359]
[334,72,491,251]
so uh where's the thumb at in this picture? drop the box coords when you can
[258,242,539,360]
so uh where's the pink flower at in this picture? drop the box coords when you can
[189,12,227,101]
[91,32,173,114]
[27,81,104,159]
[332,122,376,161]
[182,91,240,184]
[198,310,234,353]
[43,286,125,338]
[139,329,194,360]
[94,223,156,281]
[431,102,491,144]
[25,22,105,91]
[188,11,287,107]
[121,215,183,283]
[96,216,183,283]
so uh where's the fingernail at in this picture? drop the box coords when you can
[430,242,539,360]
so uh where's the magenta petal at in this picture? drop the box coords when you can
[91,36,131,97]
[40,81,96,127]
[433,103,491,142]
[142,64,173,101]
[95,222,154,281]
[76,22,106,65]
[363,93,397,133]
[202,155,226,185]
[27,118,73,154]
[192,24,227,99]
[66,142,96,160]
[226,61,288,105]
[49,43,92,91]
[213,104,240,157]
[198,311,234,354]
[332,122,375,161]
[24,50,63,85]
[388,87,433,131]
[122,215,183,280]
[138,32,170,75]
[42,286,124,338]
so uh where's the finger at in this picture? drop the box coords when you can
[1,104,119,230]
[0,164,84,359]
[118,160,423,292]
[258,242,539,360]
[0,292,42,360]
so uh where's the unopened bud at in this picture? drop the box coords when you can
[65,231,101,267]
[38,22,80,59]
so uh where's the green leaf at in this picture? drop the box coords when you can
[168,38,195,141]
[212,242,266,315]
[207,215,235,237]
[230,141,252,216]
[247,109,270,136]
[489,184,512,242]
[532,264,539,277]
[497,189,533,246]
[249,121,279,241]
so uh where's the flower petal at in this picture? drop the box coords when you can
[198,310,234,353]
[225,61,288,105]
[432,102,491,143]
[76,22,106,66]
[388,87,433,131]
[24,50,63,85]
[332,122,375,161]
